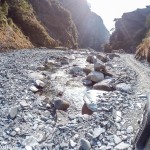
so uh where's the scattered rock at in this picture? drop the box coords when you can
[9,107,18,119]
[70,66,83,75]
[20,101,29,108]
[86,71,104,83]
[86,55,97,64]
[94,63,105,72]
[82,79,93,86]
[114,142,130,149]
[93,79,115,91]
[114,111,122,123]
[59,57,69,65]
[116,83,131,92]
[23,136,38,147]
[93,127,106,138]
[35,80,45,88]
[107,53,120,59]
[83,90,98,112]
[114,135,122,144]
[29,85,39,92]
[97,54,108,62]
[82,103,93,115]
[80,138,91,150]
[28,72,45,80]
[83,65,94,75]
[70,139,76,147]
[127,126,134,134]
[54,99,70,111]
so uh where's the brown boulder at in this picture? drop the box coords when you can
[54,99,70,111]
[93,79,115,91]
[82,103,93,115]
[86,55,97,64]
[97,54,107,62]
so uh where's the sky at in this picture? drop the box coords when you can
[87,0,150,31]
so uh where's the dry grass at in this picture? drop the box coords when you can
[0,25,33,50]
[135,31,150,62]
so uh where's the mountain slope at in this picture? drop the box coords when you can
[109,6,150,53]
[29,0,78,49]
[60,0,110,51]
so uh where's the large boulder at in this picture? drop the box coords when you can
[86,71,104,83]
[93,79,115,91]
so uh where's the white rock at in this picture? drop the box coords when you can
[20,101,28,107]
[30,85,39,92]
[23,136,38,147]
[127,126,134,134]
[35,80,45,88]
[28,72,45,80]
[93,127,106,138]
[114,135,122,144]
[15,127,20,133]
[114,142,130,149]
[25,146,32,150]
[70,139,76,147]
[114,111,122,122]
[83,90,105,112]
[86,71,104,83]
[100,145,107,150]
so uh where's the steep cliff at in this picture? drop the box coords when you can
[59,0,110,51]
[29,0,78,48]
[110,6,150,53]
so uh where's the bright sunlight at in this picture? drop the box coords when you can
[87,0,150,31]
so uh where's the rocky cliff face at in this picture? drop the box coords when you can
[29,0,78,49]
[59,0,110,51]
[110,6,150,53]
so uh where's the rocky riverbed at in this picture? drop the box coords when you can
[0,48,148,150]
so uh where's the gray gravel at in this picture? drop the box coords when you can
[0,48,147,150]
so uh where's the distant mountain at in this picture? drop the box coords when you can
[0,0,109,51]
[109,6,150,54]
[60,0,110,51]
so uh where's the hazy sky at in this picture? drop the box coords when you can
[87,0,150,31]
